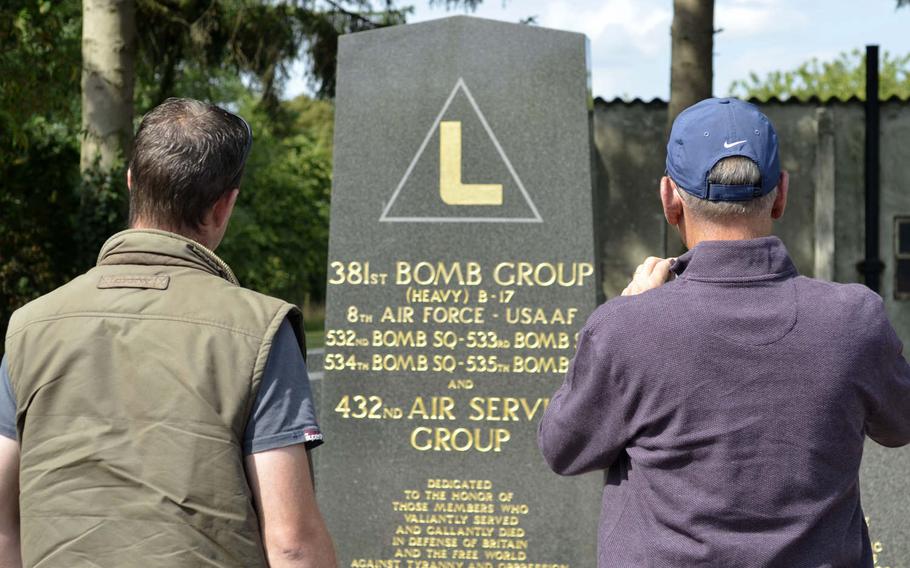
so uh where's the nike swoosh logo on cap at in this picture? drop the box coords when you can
[724,140,747,149]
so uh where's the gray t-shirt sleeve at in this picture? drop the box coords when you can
[242,318,323,455]
[0,355,17,441]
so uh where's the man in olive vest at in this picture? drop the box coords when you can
[0,98,337,567]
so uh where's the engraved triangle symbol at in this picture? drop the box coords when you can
[379,78,543,223]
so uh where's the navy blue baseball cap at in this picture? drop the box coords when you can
[666,97,780,202]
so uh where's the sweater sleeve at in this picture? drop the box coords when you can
[864,297,910,448]
[537,314,636,475]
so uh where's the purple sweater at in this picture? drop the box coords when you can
[538,237,910,567]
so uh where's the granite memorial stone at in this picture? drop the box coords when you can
[318,16,602,567]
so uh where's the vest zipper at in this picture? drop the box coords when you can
[185,243,239,285]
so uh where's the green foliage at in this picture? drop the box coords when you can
[1,122,79,337]
[1,0,484,352]
[0,0,81,160]
[284,94,336,158]
[218,96,334,306]
[133,0,416,108]
[0,0,107,351]
[0,119,128,353]
[136,0,298,109]
[73,163,131,272]
[135,64,250,117]
[729,49,910,101]
[131,0,482,106]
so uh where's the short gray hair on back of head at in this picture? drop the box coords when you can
[675,156,777,221]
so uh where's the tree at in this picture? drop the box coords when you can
[1,1,483,353]
[219,94,335,307]
[1,1,101,352]
[668,0,714,126]
[132,1,485,111]
[0,1,81,161]
[729,49,910,101]
[666,0,714,258]
[81,0,136,172]
[135,1,386,111]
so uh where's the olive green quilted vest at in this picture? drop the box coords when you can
[4,229,303,567]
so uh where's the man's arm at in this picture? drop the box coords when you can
[538,320,635,476]
[864,295,910,448]
[0,436,20,568]
[245,445,336,568]
[538,259,672,475]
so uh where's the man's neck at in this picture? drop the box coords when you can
[130,220,214,250]
[683,221,773,249]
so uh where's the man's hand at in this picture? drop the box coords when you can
[621,256,675,296]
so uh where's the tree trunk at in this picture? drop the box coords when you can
[80,0,136,173]
[665,0,714,257]
[668,0,714,127]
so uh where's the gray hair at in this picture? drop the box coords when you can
[675,156,777,220]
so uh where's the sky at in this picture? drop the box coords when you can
[283,0,910,101]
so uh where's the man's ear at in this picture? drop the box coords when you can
[127,168,133,192]
[211,188,240,231]
[660,176,684,226]
[771,171,789,219]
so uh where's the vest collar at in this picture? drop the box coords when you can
[97,229,240,285]
[670,236,798,282]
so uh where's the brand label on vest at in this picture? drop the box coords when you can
[98,275,170,290]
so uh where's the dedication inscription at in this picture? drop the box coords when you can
[319,16,601,567]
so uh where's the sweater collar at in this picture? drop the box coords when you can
[670,236,798,282]
[96,229,239,285]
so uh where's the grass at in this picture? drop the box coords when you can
[304,315,325,349]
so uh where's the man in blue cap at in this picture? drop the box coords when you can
[538,98,910,566]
